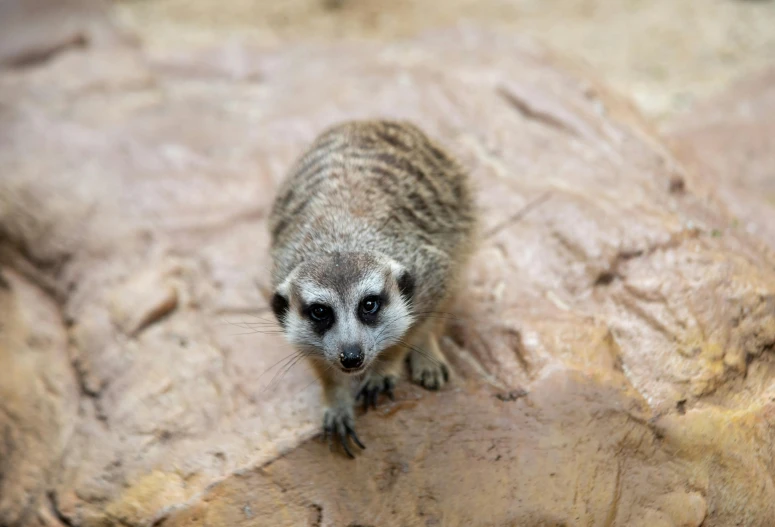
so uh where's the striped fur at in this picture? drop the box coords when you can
[270,119,476,317]
[268,120,477,455]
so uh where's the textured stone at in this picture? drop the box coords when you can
[0,270,78,526]
[1,3,775,527]
[0,0,135,68]
[666,66,775,253]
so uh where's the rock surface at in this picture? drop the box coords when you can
[1,2,775,527]
[115,0,775,121]
[665,66,775,253]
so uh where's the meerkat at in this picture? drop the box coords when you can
[268,120,476,458]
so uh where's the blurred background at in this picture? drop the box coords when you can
[4,0,773,121]
[2,1,775,526]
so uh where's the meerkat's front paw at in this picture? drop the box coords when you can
[409,347,450,391]
[356,372,396,411]
[323,403,365,459]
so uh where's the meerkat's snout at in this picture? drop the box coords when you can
[339,344,364,371]
[271,251,416,375]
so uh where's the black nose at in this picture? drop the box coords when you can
[339,344,364,369]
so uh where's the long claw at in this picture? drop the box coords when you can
[384,378,395,401]
[323,417,333,450]
[346,424,366,450]
[341,434,354,459]
[442,364,449,383]
[336,420,355,459]
[323,408,363,459]
[357,374,398,413]
[357,384,374,413]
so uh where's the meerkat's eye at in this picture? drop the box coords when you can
[360,296,381,316]
[308,304,332,322]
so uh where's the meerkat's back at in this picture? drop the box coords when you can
[269,120,476,312]
[268,119,476,458]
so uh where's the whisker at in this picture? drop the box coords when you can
[262,351,314,393]
[371,309,405,344]
[227,330,286,336]
[218,317,281,334]
[395,338,442,367]
[235,313,279,324]
[258,350,305,383]
[226,323,280,329]
[295,360,335,398]
[220,322,279,329]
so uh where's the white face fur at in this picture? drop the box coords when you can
[271,253,415,374]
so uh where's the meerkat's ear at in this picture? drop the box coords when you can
[271,279,291,326]
[271,292,289,326]
[388,260,415,303]
[397,270,415,302]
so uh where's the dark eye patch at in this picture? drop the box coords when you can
[361,296,380,315]
[304,303,335,335]
[358,293,387,326]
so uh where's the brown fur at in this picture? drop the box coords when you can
[268,119,477,456]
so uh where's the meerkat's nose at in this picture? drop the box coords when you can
[339,344,364,369]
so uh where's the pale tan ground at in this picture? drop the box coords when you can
[2,1,775,526]
[115,0,775,121]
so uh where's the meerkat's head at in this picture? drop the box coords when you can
[271,252,415,374]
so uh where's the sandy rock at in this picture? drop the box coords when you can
[114,0,775,121]
[0,269,78,526]
[1,7,774,527]
[0,0,136,69]
[108,265,180,336]
[665,66,775,253]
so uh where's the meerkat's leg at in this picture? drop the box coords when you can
[310,358,365,458]
[408,318,451,391]
[356,345,408,411]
